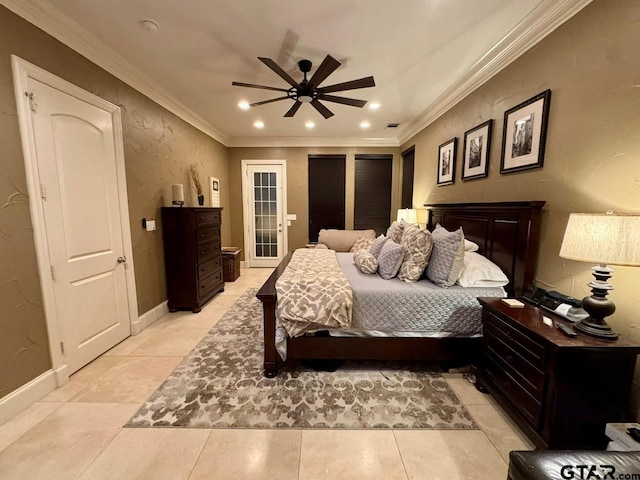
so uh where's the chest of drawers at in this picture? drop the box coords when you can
[478,297,640,450]
[161,207,224,312]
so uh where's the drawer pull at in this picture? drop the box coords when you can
[505,354,514,363]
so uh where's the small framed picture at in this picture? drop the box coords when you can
[437,137,457,186]
[462,120,492,181]
[500,89,551,174]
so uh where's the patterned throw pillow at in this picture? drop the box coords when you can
[398,224,433,282]
[377,240,405,280]
[386,221,405,243]
[425,224,466,287]
[350,236,375,253]
[353,250,378,274]
[370,234,387,259]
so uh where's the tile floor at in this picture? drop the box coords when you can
[0,267,534,480]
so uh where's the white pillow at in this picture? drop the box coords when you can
[464,239,479,252]
[457,251,509,288]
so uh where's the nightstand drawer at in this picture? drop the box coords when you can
[196,225,220,245]
[484,332,545,401]
[484,353,542,428]
[485,312,545,369]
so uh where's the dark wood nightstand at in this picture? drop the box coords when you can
[477,297,640,450]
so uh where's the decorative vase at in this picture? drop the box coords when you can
[197,194,204,206]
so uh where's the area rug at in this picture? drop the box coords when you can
[126,288,478,429]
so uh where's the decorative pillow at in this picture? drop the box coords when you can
[398,224,434,282]
[457,251,509,287]
[370,234,387,259]
[353,250,378,274]
[377,240,405,280]
[425,224,466,287]
[386,221,404,244]
[350,236,375,253]
[464,239,480,252]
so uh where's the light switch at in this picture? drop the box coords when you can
[146,220,156,232]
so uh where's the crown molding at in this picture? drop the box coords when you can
[1,0,230,146]
[397,0,593,145]
[227,135,400,148]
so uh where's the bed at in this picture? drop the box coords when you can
[257,201,545,377]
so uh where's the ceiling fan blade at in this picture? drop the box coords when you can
[250,96,290,107]
[284,102,302,117]
[311,100,334,119]
[307,55,341,89]
[258,57,300,88]
[317,94,367,108]
[232,81,290,93]
[317,76,376,94]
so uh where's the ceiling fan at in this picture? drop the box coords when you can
[232,55,375,119]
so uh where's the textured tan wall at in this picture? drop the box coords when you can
[228,147,401,259]
[0,6,229,400]
[401,0,640,382]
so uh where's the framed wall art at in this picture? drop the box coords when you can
[500,89,551,174]
[437,137,457,186]
[462,119,492,181]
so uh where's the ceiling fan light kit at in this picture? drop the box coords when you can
[232,55,375,119]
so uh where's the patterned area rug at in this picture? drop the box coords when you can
[126,289,478,429]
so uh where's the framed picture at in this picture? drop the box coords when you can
[437,137,457,186]
[462,119,492,181]
[209,176,220,207]
[500,89,551,174]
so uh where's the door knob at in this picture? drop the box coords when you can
[117,256,127,264]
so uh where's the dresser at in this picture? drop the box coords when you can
[161,207,224,312]
[478,297,640,450]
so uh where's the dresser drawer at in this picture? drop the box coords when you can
[197,241,221,263]
[199,269,222,297]
[199,255,222,281]
[484,353,542,428]
[196,225,220,245]
[484,332,545,401]
[485,312,545,369]
[196,210,221,227]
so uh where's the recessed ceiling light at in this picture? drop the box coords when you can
[305,121,315,129]
[139,19,160,33]
[254,120,264,129]
[369,103,381,110]
[360,121,370,129]
[238,101,250,111]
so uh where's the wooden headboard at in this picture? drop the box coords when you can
[425,201,545,297]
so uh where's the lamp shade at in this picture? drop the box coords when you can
[396,208,418,224]
[559,213,640,266]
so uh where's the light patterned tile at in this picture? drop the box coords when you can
[395,430,507,480]
[104,326,165,356]
[189,429,301,480]
[0,402,63,453]
[299,430,407,480]
[445,375,491,405]
[128,327,209,356]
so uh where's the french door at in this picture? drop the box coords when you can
[241,160,287,267]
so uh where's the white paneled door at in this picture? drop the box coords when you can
[19,65,134,376]
[242,161,287,268]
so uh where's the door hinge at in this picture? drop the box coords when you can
[50,265,55,281]
[25,91,37,112]
[60,341,65,355]
[40,183,46,200]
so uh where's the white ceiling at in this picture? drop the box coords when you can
[4,0,590,146]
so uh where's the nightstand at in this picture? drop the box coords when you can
[477,297,640,450]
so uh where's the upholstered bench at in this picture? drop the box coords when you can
[508,450,640,480]
[315,228,376,252]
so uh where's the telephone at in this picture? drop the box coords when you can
[522,286,589,323]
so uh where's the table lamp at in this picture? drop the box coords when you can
[559,211,640,340]
[397,208,418,224]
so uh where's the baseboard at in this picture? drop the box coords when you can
[131,300,168,335]
[0,370,57,427]
[240,260,247,269]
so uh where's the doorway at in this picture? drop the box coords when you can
[12,57,137,380]
[241,160,288,267]
[308,155,346,242]
[354,154,393,235]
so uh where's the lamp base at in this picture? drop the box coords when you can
[574,317,618,340]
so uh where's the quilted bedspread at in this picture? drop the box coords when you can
[275,248,353,337]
